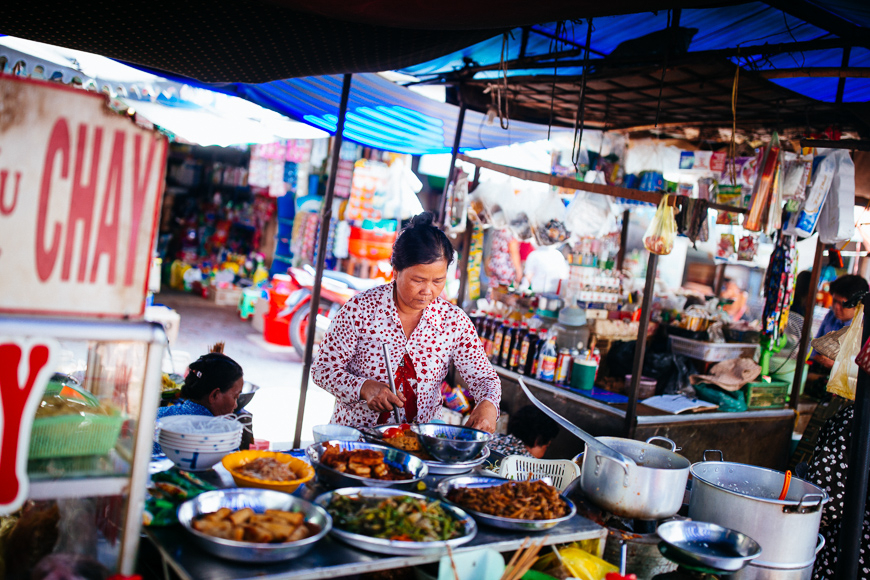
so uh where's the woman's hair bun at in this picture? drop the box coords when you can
[410,212,435,228]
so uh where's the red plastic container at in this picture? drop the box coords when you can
[263,313,292,346]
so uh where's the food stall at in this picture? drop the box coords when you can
[0,75,169,576]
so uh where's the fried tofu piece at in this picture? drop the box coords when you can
[228,508,254,526]
[243,524,274,543]
[266,510,305,526]
[287,524,311,542]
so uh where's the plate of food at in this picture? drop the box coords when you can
[306,441,428,489]
[314,487,476,555]
[437,476,576,531]
[222,450,315,493]
[177,488,331,562]
[367,424,491,476]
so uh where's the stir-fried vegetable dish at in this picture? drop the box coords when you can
[326,494,464,542]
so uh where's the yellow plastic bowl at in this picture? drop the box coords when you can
[221,450,314,493]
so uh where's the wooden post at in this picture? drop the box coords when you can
[616,209,630,271]
[836,293,870,578]
[438,102,467,226]
[625,252,658,438]
[790,240,825,409]
[293,73,352,449]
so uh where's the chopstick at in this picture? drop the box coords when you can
[500,538,545,580]
[381,342,401,424]
[446,545,461,580]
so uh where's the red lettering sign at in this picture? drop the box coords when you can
[0,339,58,515]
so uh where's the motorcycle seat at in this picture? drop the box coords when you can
[321,270,381,292]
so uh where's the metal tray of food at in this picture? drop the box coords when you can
[314,487,477,556]
[306,441,428,490]
[436,475,576,532]
[177,488,332,563]
[367,425,491,476]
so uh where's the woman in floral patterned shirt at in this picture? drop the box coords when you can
[313,213,501,431]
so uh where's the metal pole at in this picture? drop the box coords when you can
[625,252,658,438]
[616,209,630,271]
[438,102,468,226]
[293,73,352,449]
[790,239,825,409]
[835,294,870,578]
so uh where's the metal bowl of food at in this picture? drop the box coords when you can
[370,425,491,475]
[306,441,428,490]
[177,488,331,562]
[411,423,492,463]
[235,381,260,411]
[437,475,576,531]
[314,487,477,556]
[657,520,762,572]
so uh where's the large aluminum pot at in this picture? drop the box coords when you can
[581,436,691,520]
[689,451,829,567]
[731,535,824,580]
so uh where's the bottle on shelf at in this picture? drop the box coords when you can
[518,330,538,376]
[508,323,529,372]
[490,319,508,364]
[536,333,558,382]
[499,323,518,368]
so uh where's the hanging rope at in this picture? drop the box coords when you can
[497,32,511,130]
[572,18,593,171]
[729,54,741,185]
[654,10,672,129]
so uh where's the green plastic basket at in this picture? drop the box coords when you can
[743,380,790,410]
[29,413,125,459]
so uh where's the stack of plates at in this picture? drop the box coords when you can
[157,415,243,471]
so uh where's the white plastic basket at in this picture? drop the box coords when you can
[498,455,581,491]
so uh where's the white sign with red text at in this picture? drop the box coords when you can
[0,338,58,515]
[0,75,168,317]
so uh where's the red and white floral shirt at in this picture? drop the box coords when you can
[312,282,501,428]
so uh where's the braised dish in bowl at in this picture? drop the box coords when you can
[306,441,428,489]
[222,450,314,493]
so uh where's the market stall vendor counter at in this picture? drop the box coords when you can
[497,368,796,471]
[143,458,606,580]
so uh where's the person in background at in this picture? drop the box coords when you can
[522,242,569,294]
[791,270,812,317]
[154,352,244,454]
[720,278,748,321]
[812,274,869,369]
[488,405,560,459]
[485,228,523,286]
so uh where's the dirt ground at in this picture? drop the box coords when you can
[154,289,335,448]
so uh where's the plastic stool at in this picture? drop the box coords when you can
[239,288,261,320]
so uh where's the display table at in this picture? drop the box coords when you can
[144,459,606,580]
[496,368,796,470]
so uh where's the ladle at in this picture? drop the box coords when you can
[518,378,633,470]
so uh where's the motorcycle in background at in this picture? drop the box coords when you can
[278,265,381,358]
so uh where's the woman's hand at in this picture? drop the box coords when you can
[360,380,405,413]
[465,400,498,433]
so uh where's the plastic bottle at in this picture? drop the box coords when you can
[536,334,558,382]
[491,319,508,364]
[509,324,529,371]
[518,331,538,376]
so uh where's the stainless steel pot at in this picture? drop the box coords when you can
[581,436,690,520]
[518,378,690,520]
[731,535,825,580]
[689,451,829,567]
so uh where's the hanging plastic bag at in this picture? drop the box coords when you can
[828,304,864,401]
[565,191,617,238]
[717,234,735,260]
[643,195,676,255]
[745,134,781,232]
[784,154,837,238]
[818,149,856,245]
[532,189,571,246]
[444,169,469,234]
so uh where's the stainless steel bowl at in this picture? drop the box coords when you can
[235,381,260,411]
[306,441,428,490]
[411,423,492,463]
[177,488,332,563]
[368,425,491,475]
[436,475,576,531]
[314,487,477,555]
[657,520,762,572]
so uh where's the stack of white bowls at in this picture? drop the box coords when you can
[156,415,243,471]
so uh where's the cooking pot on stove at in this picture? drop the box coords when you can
[519,379,690,521]
[688,451,829,569]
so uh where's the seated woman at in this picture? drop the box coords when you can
[154,352,244,454]
[489,405,560,459]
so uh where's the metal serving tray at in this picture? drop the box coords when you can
[306,441,428,490]
[366,425,491,476]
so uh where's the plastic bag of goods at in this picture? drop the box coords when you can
[818,149,856,245]
[643,195,677,255]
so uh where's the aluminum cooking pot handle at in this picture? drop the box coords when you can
[645,436,679,452]
[703,450,724,462]
[816,534,825,555]
[595,452,631,484]
[783,493,826,514]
